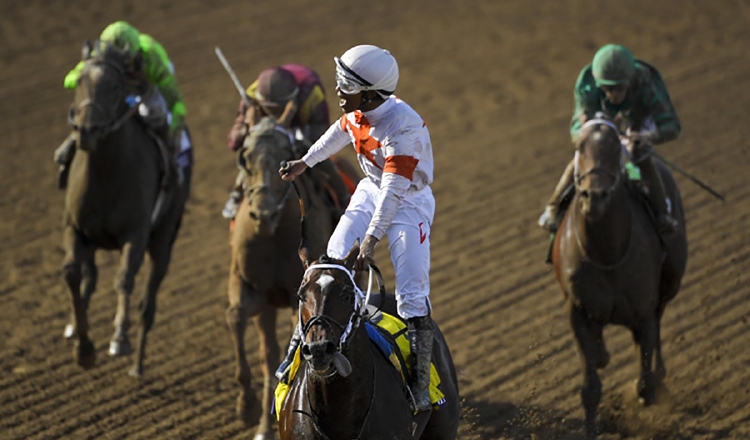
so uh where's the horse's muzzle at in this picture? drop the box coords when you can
[302,340,337,373]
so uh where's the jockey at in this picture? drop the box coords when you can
[55,21,191,188]
[222,64,351,220]
[538,44,681,234]
[279,45,436,412]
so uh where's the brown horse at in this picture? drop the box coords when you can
[61,43,190,377]
[278,242,460,440]
[551,119,688,439]
[225,115,334,440]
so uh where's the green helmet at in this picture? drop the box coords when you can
[100,21,141,60]
[592,44,635,86]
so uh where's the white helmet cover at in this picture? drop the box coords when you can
[335,45,399,97]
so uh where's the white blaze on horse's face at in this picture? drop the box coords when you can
[316,274,335,290]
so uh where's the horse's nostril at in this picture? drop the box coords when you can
[580,190,590,198]
[325,342,337,356]
[249,211,258,220]
[301,344,312,359]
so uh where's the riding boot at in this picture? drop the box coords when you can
[275,326,302,384]
[408,316,434,412]
[638,156,678,235]
[54,133,77,190]
[538,158,575,231]
[222,171,245,219]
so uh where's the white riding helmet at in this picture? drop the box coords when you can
[334,45,399,98]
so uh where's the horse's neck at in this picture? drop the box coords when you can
[76,124,148,184]
[574,186,632,262]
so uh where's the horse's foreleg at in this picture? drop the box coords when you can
[226,272,259,426]
[129,239,173,378]
[633,319,658,406]
[110,239,147,358]
[64,252,97,340]
[569,303,602,440]
[62,227,96,369]
[252,302,279,440]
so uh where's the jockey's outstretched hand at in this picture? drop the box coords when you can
[356,234,379,272]
[279,160,308,181]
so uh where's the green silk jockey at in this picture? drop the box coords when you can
[55,21,192,188]
[538,44,681,235]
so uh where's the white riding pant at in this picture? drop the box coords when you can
[327,178,435,320]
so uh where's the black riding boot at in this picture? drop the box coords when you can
[54,133,77,190]
[538,158,575,232]
[275,327,302,384]
[638,156,678,235]
[408,316,434,412]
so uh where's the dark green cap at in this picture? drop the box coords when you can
[592,44,635,86]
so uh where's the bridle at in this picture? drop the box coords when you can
[572,118,634,270]
[67,59,139,137]
[293,262,384,440]
[574,118,623,196]
[298,263,384,355]
[238,121,297,216]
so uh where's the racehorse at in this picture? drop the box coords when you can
[551,119,688,439]
[225,113,335,440]
[61,42,190,377]
[278,241,460,440]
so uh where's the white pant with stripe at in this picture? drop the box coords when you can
[327,178,435,320]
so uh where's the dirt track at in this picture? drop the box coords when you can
[1,1,749,439]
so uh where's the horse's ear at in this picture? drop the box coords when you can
[343,239,360,271]
[81,40,93,60]
[277,99,298,128]
[299,245,312,269]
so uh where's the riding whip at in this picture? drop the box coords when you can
[652,151,725,201]
[214,47,251,107]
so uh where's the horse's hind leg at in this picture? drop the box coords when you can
[110,239,147,358]
[569,303,602,439]
[64,253,97,339]
[653,304,668,381]
[632,318,658,406]
[251,301,279,440]
[128,235,174,378]
[225,272,260,426]
[62,226,96,369]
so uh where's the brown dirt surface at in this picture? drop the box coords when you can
[2,1,749,439]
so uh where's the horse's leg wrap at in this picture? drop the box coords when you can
[408,315,434,412]
[275,325,302,383]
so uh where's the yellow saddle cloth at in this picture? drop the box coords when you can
[274,311,445,420]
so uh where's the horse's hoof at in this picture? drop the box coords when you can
[237,393,260,426]
[109,338,133,356]
[74,338,96,369]
[128,365,143,378]
[63,324,77,339]
[633,379,656,406]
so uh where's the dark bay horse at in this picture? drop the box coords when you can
[225,115,334,440]
[278,242,460,440]
[551,119,688,439]
[62,43,190,377]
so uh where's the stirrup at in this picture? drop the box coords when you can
[656,214,678,235]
